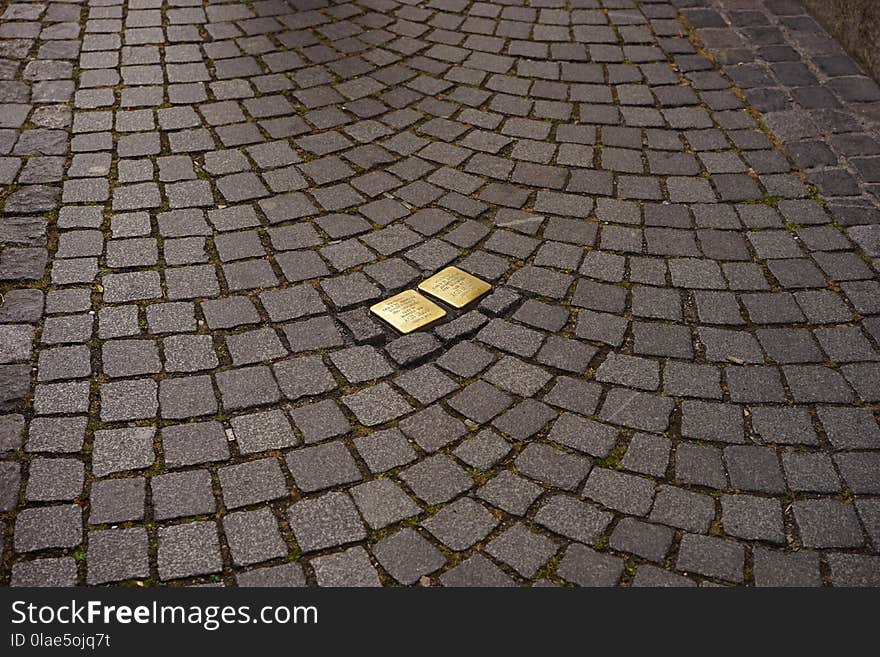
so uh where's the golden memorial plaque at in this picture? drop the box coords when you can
[370,290,447,334]
[418,266,492,309]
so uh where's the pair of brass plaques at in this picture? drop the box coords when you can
[370,266,492,334]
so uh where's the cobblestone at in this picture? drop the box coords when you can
[311,546,381,588]
[89,478,146,525]
[224,508,288,567]
[421,497,498,551]
[151,470,215,521]
[3,0,880,588]
[157,522,222,581]
[793,499,865,549]
[677,534,745,584]
[287,492,366,553]
[556,544,624,587]
[87,528,149,585]
[373,528,445,586]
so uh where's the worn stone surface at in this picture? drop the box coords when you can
[3,0,880,589]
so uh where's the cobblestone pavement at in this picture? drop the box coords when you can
[1,0,879,587]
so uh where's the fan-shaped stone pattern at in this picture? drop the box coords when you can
[2,0,879,589]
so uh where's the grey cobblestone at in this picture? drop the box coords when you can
[556,544,624,587]
[373,528,446,586]
[583,468,656,516]
[353,429,416,474]
[793,499,864,549]
[14,505,82,552]
[827,554,880,587]
[440,554,516,587]
[24,458,83,502]
[158,521,222,581]
[534,495,613,545]
[286,443,362,494]
[10,558,78,587]
[161,421,229,468]
[515,443,591,491]
[650,485,716,534]
[421,497,498,551]
[151,470,215,521]
[92,427,155,477]
[677,534,745,584]
[87,528,149,585]
[219,458,287,509]
[289,400,350,445]
[288,492,366,554]
[753,548,822,588]
[89,478,145,525]
[477,471,543,517]
[224,508,288,567]
[486,523,558,578]
[311,546,381,588]
[3,0,880,588]
[610,518,675,563]
[236,563,306,588]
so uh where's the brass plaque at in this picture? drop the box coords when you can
[418,266,491,309]
[370,290,447,334]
